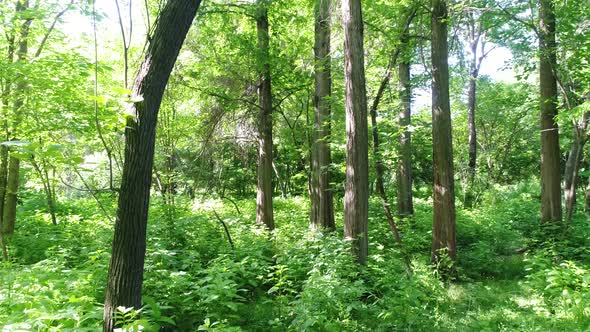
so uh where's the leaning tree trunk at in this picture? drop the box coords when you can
[310,0,335,231]
[539,0,562,223]
[342,0,369,265]
[397,59,414,217]
[431,0,457,268]
[255,0,275,231]
[564,110,589,223]
[103,1,201,330]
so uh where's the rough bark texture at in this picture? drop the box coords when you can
[255,0,275,231]
[431,0,457,266]
[310,0,335,231]
[397,60,414,217]
[539,0,562,223]
[103,1,201,330]
[342,0,369,264]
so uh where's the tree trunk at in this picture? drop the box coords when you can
[464,40,478,208]
[103,1,201,330]
[31,157,57,225]
[255,0,275,231]
[430,0,457,267]
[539,0,562,223]
[310,0,335,231]
[563,137,584,223]
[0,146,8,233]
[564,111,589,223]
[2,156,19,235]
[2,0,31,236]
[397,59,414,217]
[342,0,369,265]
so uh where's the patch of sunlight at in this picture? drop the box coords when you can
[191,197,222,212]
[447,284,465,302]
[512,294,551,317]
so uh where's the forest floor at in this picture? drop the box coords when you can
[1,182,589,331]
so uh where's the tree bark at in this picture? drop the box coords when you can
[310,0,335,231]
[464,38,478,208]
[342,0,369,264]
[539,0,562,223]
[103,1,201,330]
[431,0,457,267]
[255,0,275,231]
[2,152,19,235]
[397,59,414,217]
[564,110,589,223]
[2,0,32,236]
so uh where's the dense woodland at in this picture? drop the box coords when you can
[0,0,589,330]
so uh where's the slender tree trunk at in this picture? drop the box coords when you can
[464,40,478,208]
[563,137,584,223]
[564,111,589,223]
[0,146,8,231]
[431,0,457,267]
[2,156,19,235]
[539,0,562,223]
[2,0,31,236]
[369,69,412,275]
[31,157,57,225]
[103,1,201,330]
[310,0,335,231]
[397,59,414,217]
[586,177,590,214]
[255,0,275,231]
[342,0,369,264]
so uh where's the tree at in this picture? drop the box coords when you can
[397,51,414,217]
[103,0,202,330]
[342,0,369,264]
[430,0,456,267]
[460,1,498,207]
[539,0,561,223]
[255,0,275,231]
[1,0,32,236]
[310,0,335,231]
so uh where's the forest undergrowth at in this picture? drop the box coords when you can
[1,181,589,331]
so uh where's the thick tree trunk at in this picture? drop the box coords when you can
[103,1,201,330]
[539,0,562,223]
[342,0,369,264]
[255,0,275,231]
[310,0,335,231]
[397,60,414,217]
[430,0,457,267]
